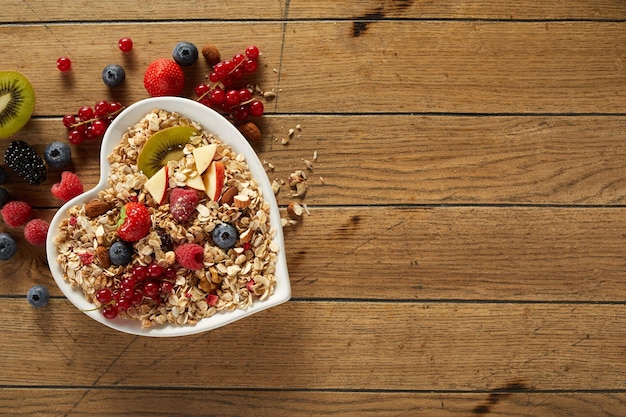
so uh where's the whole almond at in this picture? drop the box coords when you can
[201,44,221,66]
[84,200,113,218]
[95,246,111,268]
[220,186,238,206]
[238,121,262,142]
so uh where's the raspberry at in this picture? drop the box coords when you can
[143,58,184,97]
[4,140,47,185]
[51,171,84,202]
[175,243,205,270]
[1,200,32,227]
[24,219,49,246]
[169,187,199,223]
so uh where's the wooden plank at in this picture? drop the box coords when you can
[0,1,287,22]
[2,1,625,22]
[0,300,624,390]
[2,115,625,207]
[2,206,625,302]
[1,22,626,115]
[278,21,626,113]
[1,388,624,417]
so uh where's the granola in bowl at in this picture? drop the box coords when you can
[47,97,290,337]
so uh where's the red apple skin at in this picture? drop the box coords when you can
[212,161,225,201]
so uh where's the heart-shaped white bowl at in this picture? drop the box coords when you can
[46,97,291,337]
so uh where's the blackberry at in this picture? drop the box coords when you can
[4,140,46,185]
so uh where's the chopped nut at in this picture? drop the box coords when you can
[303,159,313,170]
[220,186,238,206]
[233,194,251,209]
[287,202,304,218]
[263,91,277,100]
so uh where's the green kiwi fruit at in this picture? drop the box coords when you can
[137,125,199,178]
[0,71,36,139]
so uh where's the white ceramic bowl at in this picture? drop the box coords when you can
[47,97,291,337]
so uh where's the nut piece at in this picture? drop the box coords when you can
[95,246,111,268]
[201,44,221,66]
[220,186,238,206]
[238,122,262,142]
[84,200,113,218]
[287,201,304,218]
[233,194,251,209]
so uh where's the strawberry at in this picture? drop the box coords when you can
[143,58,185,97]
[117,202,152,242]
[169,187,199,223]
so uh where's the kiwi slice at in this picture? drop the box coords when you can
[0,71,35,139]
[137,125,199,178]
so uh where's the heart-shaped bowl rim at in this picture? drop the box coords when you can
[46,96,291,337]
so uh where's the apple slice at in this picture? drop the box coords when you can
[144,165,168,204]
[202,161,225,201]
[185,174,205,191]
[193,144,217,175]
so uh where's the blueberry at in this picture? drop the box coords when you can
[109,241,133,265]
[0,187,9,208]
[0,232,17,261]
[211,223,238,249]
[102,64,125,87]
[172,41,198,66]
[0,165,6,184]
[27,285,50,308]
[44,141,72,169]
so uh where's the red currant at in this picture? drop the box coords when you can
[131,290,143,305]
[233,105,249,121]
[68,129,84,144]
[245,45,260,61]
[223,60,235,73]
[102,304,118,319]
[195,83,210,97]
[160,281,173,294]
[249,100,264,117]
[62,114,77,128]
[225,89,240,106]
[118,37,133,53]
[238,88,252,103]
[143,280,160,298]
[163,266,177,280]
[94,100,109,117]
[148,263,164,278]
[232,53,246,65]
[90,119,108,136]
[95,288,113,303]
[243,59,258,73]
[78,106,94,121]
[213,62,227,78]
[116,298,130,312]
[108,101,123,113]
[56,56,72,72]
[209,72,221,83]
[210,88,225,105]
[131,264,148,281]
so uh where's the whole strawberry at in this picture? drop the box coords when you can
[117,202,151,242]
[169,187,199,223]
[143,58,184,97]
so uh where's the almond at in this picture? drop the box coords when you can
[201,44,221,66]
[95,246,110,268]
[233,194,251,209]
[287,201,304,218]
[84,200,113,218]
[220,186,238,206]
[238,121,262,142]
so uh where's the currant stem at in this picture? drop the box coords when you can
[69,106,126,129]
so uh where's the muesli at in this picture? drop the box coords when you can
[54,109,278,328]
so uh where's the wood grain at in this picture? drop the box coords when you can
[2,115,625,207]
[1,389,624,417]
[1,300,624,391]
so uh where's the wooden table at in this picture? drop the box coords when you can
[1,2,625,416]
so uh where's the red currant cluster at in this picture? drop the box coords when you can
[95,262,177,320]
[62,100,124,144]
[195,45,264,121]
